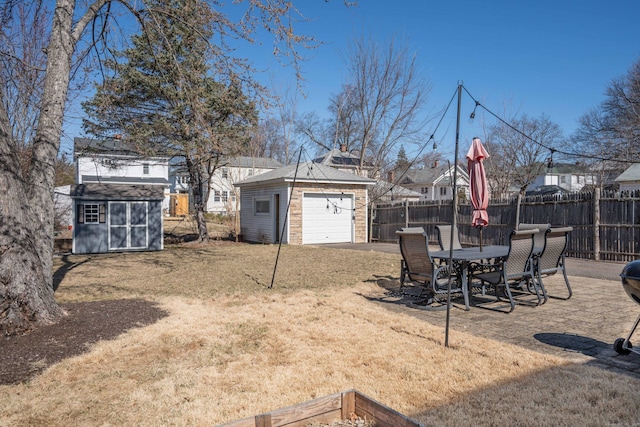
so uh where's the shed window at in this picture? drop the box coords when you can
[77,203,106,224]
[255,198,270,215]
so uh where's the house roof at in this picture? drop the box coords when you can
[81,175,170,186]
[525,185,569,196]
[545,162,593,174]
[74,137,169,159]
[615,163,640,182]
[313,148,374,169]
[234,161,376,187]
[399,164,469,186]
[70,183,166,200]
[226,156,282,169]
[372,181,422,199]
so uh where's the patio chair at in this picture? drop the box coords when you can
[534,226,573,300]
[518,223,551,254]
[397,228,461,304]
[470,228,539,312]
[435,224,463,251]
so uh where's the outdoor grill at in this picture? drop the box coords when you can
[614,260,640,355]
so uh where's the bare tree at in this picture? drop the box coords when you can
[485,114,564,196]
[0,2,49,175]
[0,0,333,335]
[573,56,640,171]
[338,35,431,177]
[297,36,431,176]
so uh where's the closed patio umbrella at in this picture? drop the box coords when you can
[466,137,490,250]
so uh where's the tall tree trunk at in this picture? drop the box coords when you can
[0,0,78,335]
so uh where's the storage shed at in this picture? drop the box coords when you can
[70,183,164,254]
[234,162,375,245]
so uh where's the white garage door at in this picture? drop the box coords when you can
[303,193,353,244]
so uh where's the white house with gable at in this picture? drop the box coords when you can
[74,137,171,210]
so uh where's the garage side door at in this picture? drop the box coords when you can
[302,193,353,244]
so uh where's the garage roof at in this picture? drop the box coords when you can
[234,161,376,187]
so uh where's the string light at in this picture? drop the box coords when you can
[469,100,480,122]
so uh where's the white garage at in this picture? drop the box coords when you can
[235,161,375,245]
[302,193,354,244]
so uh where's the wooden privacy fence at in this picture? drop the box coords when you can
[372,188,640,262]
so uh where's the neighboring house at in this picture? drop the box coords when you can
[397,163,470,201]
[528,163,597,193]
[70,183,165,254]
[371,180,422,203]
[54,185,73,229]
[74,137,171,210]
[234,161,375,245]
[208,156,282,214]
[313,144,375,178]
[71,137,170,254]
[167,156,282,215]
[615,163,640,192]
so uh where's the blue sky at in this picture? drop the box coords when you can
[63,0,640,161]
[247,0,640,160]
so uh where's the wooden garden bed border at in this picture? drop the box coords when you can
[218,389,422,427]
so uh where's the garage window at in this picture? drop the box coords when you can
[255,198,270,215]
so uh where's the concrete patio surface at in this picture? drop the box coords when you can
[321,242,640,379]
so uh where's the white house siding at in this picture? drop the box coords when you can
[239,185,290,244]
[76,156,168,183]
[208,166,279,214]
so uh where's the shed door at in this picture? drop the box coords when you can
[302,193,353,244]
[109,201,148,250]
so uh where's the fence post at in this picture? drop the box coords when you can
[405,200,409,228]
[593,187,600,261]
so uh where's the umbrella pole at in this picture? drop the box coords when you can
[479,227,483,251]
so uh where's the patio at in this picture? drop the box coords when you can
[323,242,640,379]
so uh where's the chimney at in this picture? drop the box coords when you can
[388,170,395,183]
[433,160,439,168]
[339,143,347,153]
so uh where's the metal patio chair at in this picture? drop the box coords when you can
[534,226,573,300]
[470,228,539,312]
[518,223,551,254]
[397,228,461,304]
[435,224,463,251]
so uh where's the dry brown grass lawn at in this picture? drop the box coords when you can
[2,239,640,426]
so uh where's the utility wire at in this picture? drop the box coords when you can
[461,85,636,164]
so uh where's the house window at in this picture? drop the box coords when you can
[560,176,566,184]
[255,198,270,215]
[143,163,149,175]
[214,190,221,202]
[222,168,228,178]
[77,203,106,224]
[421,187,428,194]
[221,191,229,203]
[440,187,447,196]
[248,169,254,176]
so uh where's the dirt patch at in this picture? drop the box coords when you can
[0,299,168,385]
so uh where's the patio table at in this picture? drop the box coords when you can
[431,245,509,310]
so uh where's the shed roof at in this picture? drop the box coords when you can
[70,184,166,200]
[234,161,376,187]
